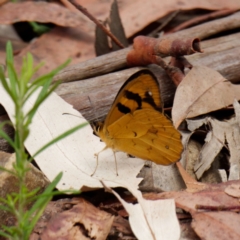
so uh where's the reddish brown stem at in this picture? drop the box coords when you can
[196,204,240,211]
[127,36,201,66]
[68,0,125,49]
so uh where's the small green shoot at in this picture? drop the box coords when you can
[0,42,87,239]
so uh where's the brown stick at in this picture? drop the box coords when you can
[53,33,240,121]
[68,0,124,49]
[54,11,240,83]
[54,36,201,83]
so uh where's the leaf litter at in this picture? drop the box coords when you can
[1,0,240,239]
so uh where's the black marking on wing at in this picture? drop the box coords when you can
[143,91,162,111]
[117,102,131,114]
[124,90,142,109]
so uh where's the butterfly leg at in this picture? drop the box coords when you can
[91,146,108,176]
[113,150,118,176]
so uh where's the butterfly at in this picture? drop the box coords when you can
[95,69,183,167]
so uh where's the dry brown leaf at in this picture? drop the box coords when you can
[120,0,240,37]
[41,198,114,240]
[0,2,86,27]
[145,181,240,239]
[172,66,240,128]
[14,27,95,78]
[191,211,240,240]
[146,180,240,213]
[31,199,76,237]
[39,0,240,39]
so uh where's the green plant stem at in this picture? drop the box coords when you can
[0,42,85,239]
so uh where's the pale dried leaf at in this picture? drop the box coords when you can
[172,66,240,128]
[186,100,240,180]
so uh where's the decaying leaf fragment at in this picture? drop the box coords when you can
[187,100,240,180]
[225,183,240,198]
[41,198,114,240]
[191,211,240,240]
[146,180,240,240]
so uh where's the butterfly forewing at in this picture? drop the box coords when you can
[105,70,162,126]
[97,69,183,166]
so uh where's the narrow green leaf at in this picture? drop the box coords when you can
[0,68,16,102]
[0,122,16,150]
[0,166,16,176]
[24,81,60,128]
[6,42,18,99]
[0,229,13,238]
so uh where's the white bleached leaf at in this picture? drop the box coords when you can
[0,83,145,190]
[187,101,240,180]
[108,185,180,240]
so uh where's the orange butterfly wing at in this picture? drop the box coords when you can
[97,70,182,165]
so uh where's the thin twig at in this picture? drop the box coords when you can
[68,0,125,49]
[167,9,237,33]
[149,10,180,37]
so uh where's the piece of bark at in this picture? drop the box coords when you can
[53,47,130,82]
[53,11,240,83]
[186,32,240,84]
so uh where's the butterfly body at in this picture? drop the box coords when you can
[96,70,182,165]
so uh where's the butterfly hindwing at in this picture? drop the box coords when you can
[107,108,182,164]
[97,69,183,165]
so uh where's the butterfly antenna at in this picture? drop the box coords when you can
[62,113,82,118]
